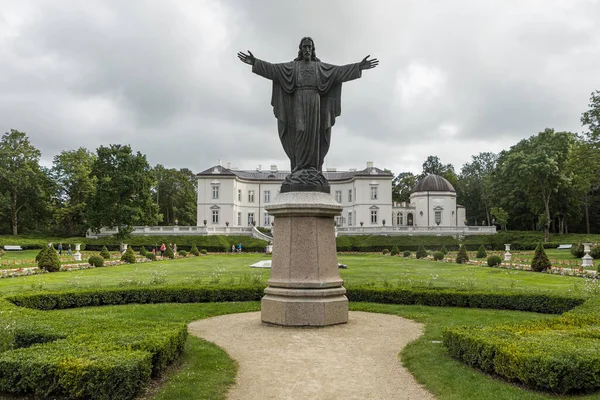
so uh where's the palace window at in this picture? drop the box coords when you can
[397,212,403,225]
[211,185,219,199]
[348,189,353,202]
[238,189,242,202]
[264,212,270,226]
[371,187,378,200]
[371,210,378,224]
[248,213,254,226]
[435,210,442,226]
[348,212,353,226]
[248,190,255,203]
[237,212,242,226]
[212,210,219,224]
[335,190,342,203]
[264,191,271,203]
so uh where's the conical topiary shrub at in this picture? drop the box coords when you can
[416,244,427,259]
[165,244,175,259]
[35,246,48,262]
[440,245,448,255]
[190,244,200,256]
[139,246,147,256]
[99,246,111,259]
[531,243,551,272]
[390,245,400,256]
[120,246,137,264]
[456,244,469,264]
[38,246,61,272]
[476,245,487,259]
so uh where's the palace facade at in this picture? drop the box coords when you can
[196,162,471,233]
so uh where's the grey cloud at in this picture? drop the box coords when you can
[1,0,599,175]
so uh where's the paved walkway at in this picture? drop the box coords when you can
[188,311,436,400]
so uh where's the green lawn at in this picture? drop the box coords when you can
[0,252,595,296]
[1,253,600,399]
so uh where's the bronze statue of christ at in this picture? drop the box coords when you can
[238,37,378,192]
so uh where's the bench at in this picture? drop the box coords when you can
[557,244,572,250]
[3,245,23,251]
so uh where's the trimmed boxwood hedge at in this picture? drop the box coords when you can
[443,296,600,394]
[7,286,582,314]
[1,283,597,397]
[346,287,583,314]
[83,235,268,253]
[6,286,266,310]
[0,294,187,400]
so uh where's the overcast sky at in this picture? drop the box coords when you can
[1,0,599,175]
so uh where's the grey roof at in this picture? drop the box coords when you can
[412,174,455,193]
[196,165,393,182]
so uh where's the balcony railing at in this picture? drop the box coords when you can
[87,224,496,239]
[335,225,497,236]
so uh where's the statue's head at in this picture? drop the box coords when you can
[295,37,320,61]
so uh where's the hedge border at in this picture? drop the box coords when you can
[6,285,583,314]
[1,285,595,397]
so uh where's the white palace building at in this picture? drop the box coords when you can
[196,161,496,237]
[87,161,496,238]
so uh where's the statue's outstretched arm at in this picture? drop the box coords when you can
[237,50,255,66]
[359,55,378,70]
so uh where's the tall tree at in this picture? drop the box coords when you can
[87,145,159,247]
[496,129,575,240]
[392,172,417,203]
[420,155,458,188]
[581,90,600,143]
[52,147,96,236]
[153,165,197,226]
[457,152,497,225]
[0,129,46,235]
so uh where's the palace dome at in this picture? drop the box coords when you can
[412,174,455,193]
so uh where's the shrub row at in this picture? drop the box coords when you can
[8,286,583,314]
[335,234,576,252]
[443,295,600,393]
[347,287,583,314]
[84,235,268,253]
[7,286,266,310]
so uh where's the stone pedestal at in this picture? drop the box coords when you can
[582,243,594,267]
[262,191,347,326]
[504,244,512,262]
[74,243,82,261]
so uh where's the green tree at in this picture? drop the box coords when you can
[0,130,48,235]
[51,147,96,236]
[490,207,508,231]
[392,172,417,203]
[565,138,600,234]
[420,155,458,188]
[153,165,197,226]
[457,152,497,226]
[581,90,600,143]
[495,129,575,240]
[87,145,159,249]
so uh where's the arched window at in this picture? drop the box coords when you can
[396,212,403,226]
[407,213,414,226]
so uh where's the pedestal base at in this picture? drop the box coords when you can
[263,191,346,326]
[261,287,348,326]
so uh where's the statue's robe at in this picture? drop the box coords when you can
[253,59,361,173]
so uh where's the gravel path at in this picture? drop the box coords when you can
[188,311,436,400]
